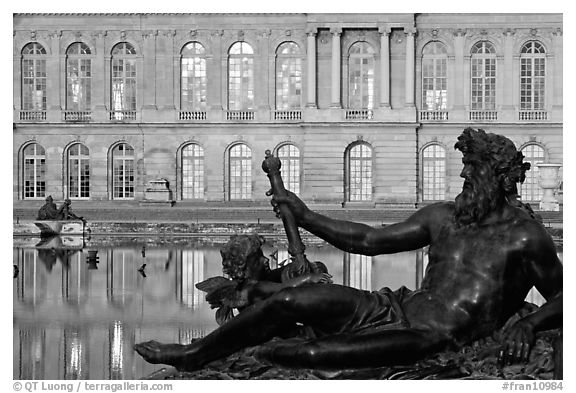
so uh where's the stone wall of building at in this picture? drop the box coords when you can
[13,13,563,207]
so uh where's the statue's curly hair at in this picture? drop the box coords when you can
[454,127,537,218]
[220,234,266,280]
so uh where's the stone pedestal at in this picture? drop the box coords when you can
[537,163,562,211]
[141,178,175,206]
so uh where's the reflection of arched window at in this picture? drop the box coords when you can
[345,143,373,202]
[181,144,204,199]
[66,42,92,111]
[422,41,447,111]
[275,42,302,110]
[62,251,89,306]
[18,249,47,306]
[344,253,372,290]
[520,41,546,111]
[107,250,136,308]
[111,143,135,200]
[108,321,127,379]
[21,42,47,111]
[228,143,252,200]
[17,328,46,379]
[63,329,88,379]
[22,143,46,199]
[277,144,300,194]
[111,42,137,118]
[470,41,496,110]
[228,42,254,110]
[422,144,446,201]
[67,143,90,199]
[348,42,375,109]
[179,250,205,309]
[520,144,545,201]
[181,42,207,110]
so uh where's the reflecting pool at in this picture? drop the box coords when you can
[13,235,555,380]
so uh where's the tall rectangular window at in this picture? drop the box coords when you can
[68,143,90,199]
[228,42,254,110]
[181,42,207,110]
[111,43,137,119]
[112,143,135,199]
[275,42,302,109]
[182,144,204,199]
[229,144,252,200]
[23,143,46,199]
[347,143,373,202]
[422,144,446,201]
[520,41,546,111]
[421,42,447,111]
[66,43,92,111]
[470,41,496,110]
[348,42,375,109]
[21,43,47,111]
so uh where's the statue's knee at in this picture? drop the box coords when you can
[268,288,298,310]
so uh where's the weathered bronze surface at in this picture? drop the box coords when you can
[135,128,562,373]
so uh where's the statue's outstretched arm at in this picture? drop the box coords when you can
[275,193,443,255]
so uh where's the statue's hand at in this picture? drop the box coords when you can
[304,272,333,285]
[499,318,535,365]
[270,190,309,223]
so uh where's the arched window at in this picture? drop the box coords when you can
[421,42,447,111]
[21,43,47,111]
[111,42,137,119]
[67,143,90,199]
[181,144,204,199]
[520,41,546,110]
[520,144,545,202]
[346,143,373,202]
[228,42,254,110]
[471,41,496,110]
[422,144,446,201]
[180,42,207,110]
[66,42,92,111]
[277,144,300,195]
[275,42,302,110]
[22,143,46,199]
[111,143,135,199]
[348,42,375,109]
[229,143,252,200]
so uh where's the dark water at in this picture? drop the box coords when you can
[13,235,554,380]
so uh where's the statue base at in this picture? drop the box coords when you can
[34,220,85,236]
[540,201,560,212]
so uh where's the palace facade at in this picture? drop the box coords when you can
[13,13,563,208]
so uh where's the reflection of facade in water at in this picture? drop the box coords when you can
[177,250,205,309]
[178,328,207,345]
[107,249,137,308]
[17,249,48,306]
[62,251,89,306]
[17,328,46,379]
[63,329,89,379]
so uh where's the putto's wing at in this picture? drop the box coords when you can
[205,282,249,309]
[195,276,232,293]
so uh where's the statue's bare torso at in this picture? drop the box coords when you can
[402,202,553,343]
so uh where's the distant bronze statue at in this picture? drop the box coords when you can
[196,234,331,326]
[37,196,85,222]
[135,128,562,372]
[36,195,59,220]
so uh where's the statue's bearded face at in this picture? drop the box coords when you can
[454,155,503,227]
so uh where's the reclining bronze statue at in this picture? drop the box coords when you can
[134,127,562,372]
[37,196,85,222]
